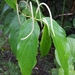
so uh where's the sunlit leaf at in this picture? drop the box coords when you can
[43,17,70,75]
[40,25,52,57]
[52,20,70,75]
[17,19,40,75]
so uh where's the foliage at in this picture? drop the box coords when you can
[0,0,75,75]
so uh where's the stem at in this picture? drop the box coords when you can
[36,3,55,36]
[16,3,22,26]
[35,0,42,26]
[21,2,34,40]
[61,0,66,27]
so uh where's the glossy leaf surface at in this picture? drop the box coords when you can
[40,25,52,57]
[43,17,70,75]
[17,19,40,75]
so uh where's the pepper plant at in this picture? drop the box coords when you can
[3,0,75,75]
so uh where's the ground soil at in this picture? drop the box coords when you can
[0,46,55,75]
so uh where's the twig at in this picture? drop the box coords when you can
[53,13,73,19]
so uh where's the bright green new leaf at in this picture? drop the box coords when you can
[4,0,16,9]
[43,17,70,75]
[40,25,52,57]
[67,37,75,62]
[9,15,26,56]
[17,19,40,75]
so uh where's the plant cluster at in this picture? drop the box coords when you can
[0,0,75,75]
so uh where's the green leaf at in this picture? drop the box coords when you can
[32,0,36,2]
[58,67,64,75]
[4,0,16,9]
[64,20,72,31]
[55,49,61,66]
[9,15,26,56]
[73,18,75,28]
[4,11,16,34]
[51,68,58,75]
[0,24,4,30]
[52,20,70,75]
[22,8,31,16]
[56,20,72,31]
[0,4,10,20]
[17,19,40,75]
[40,25,52,57]
[43,17,70,75]
[68,34,75,39]
[67,37,75,62]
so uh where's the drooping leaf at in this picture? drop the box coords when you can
[9,15,26,56]
[0,4,10,20]
[40,25,52,57]
[4,0,16,9]
[55,49,61,66]
[4,11,16,34]
[43,17,70,75]
[17,19,40,75]
[67,37,75,62]
[52,20,70,75]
